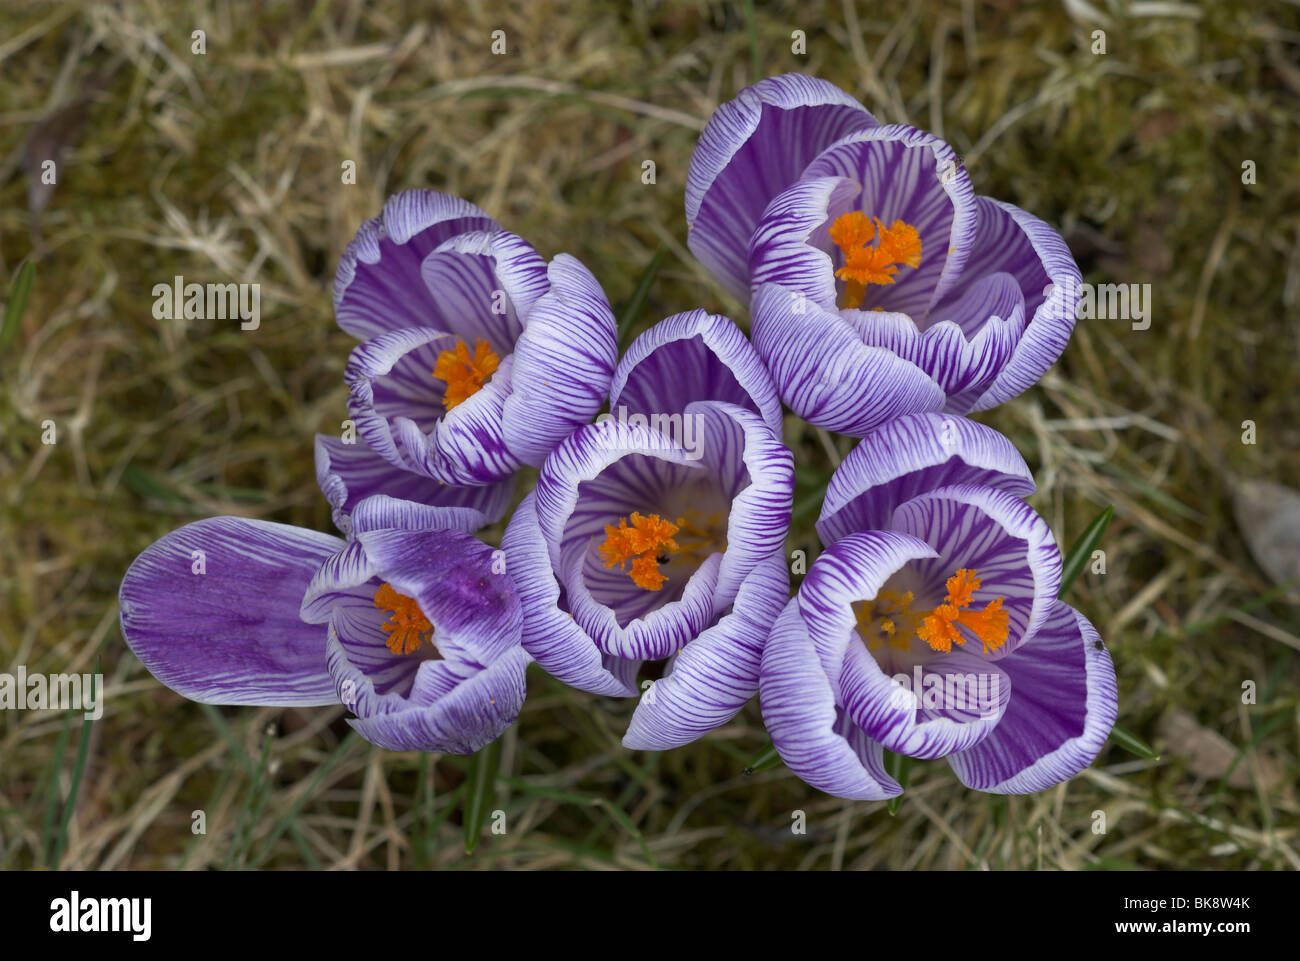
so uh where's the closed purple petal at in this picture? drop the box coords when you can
[948,600,1117,792]
[500,493,638,696]
[500,254,618,467]
[334,190,498,340]
[623,551,789,750]
[686,73,877,300]
[818,412,1035,544]
[750,282,946,437]
[759,599,901,800]
[609,309,783,435]
[119,517,342,706]
[315,433,511,536]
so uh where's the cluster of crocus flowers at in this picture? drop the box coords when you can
[120,73,1115,798]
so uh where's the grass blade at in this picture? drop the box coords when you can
[742,742,781,776]
[1,261,35,352]
[462,739,501,854]
[1109,723,1159,760]
[1058,504,1113,598]
[616,245,666,350]
[885,751,912,815]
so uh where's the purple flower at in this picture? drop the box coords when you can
[336,189,619,486]
[687,74,1081,435]
[760,413,1117,798]
[119,497,527,754]
[502,312,794,748]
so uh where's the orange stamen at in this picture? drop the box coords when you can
[828,211,922,309]
[916,569,1010,654]
[598,512,680,591]
[433,338,499,410]
[373,583,434,655]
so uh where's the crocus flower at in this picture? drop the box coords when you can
[336,189,619,486]
[119,495,527,754]
[686,73,1081,435]
[502,311,794,748]
[760,413,1117,797]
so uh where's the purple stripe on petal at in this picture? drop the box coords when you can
[623,551,789,750]
[119,517,342,706]
[797,530,938,691]
[500,254,618,467]
[609,309,783,435]
[748,175,860,310]
[353,527,521,668]
[334,190,498,340]
[800,125,978,318]
[948,600,1117,792]
[687,74,877,300]
[818,412,1035,544]
[751,282,946,437]
[345,646,530,754]
[314,433,511,536]
[950,199,1081,411]
[839,637,1009,759]
[499,494,638,696]
[888,484,1062,658]
[759,599,901,800]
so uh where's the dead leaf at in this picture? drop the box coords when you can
[1158,709,1278,790]
[1232,478,1300,603]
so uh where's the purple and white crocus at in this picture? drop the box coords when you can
[760,413,1117,797]
[502,310,794,748]
[119,496,527,754]
[686,73,1082,435]
[337,189,619,487]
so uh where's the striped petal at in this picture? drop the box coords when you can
[500,254,618,467]
[609,309,782,435]
[341,646,530,755]
[750,282,946,437]
[759,598,901,800]
[686,74,877,300]
[344,327,523,486]
[941,198,1081,411]
[623,551,789,750]
[500,493,639,696]
[818,412,1035,544]
[119,517,341,706]
[838,631,1010,759]
[334,190,498,340]
[796,530,938,699]
[948,600,1117,792]
[417,228,549,349]
[315,433,511,536]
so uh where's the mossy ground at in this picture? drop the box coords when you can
[1,0,1297,869]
